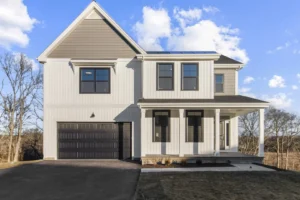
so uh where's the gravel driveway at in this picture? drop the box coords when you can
[0,160,141,200]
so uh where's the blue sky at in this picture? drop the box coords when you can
[1,0,300,113]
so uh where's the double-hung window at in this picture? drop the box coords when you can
[186,111,203,142]
[215,74,224,93]
[182,63,198,90]
[157,63,174,90]
[80,68,110,94]
[153,111,170,142]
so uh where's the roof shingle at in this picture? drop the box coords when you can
[138,95,268,104]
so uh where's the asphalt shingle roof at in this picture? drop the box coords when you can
[138,95,268,104]
[214,55,243,65]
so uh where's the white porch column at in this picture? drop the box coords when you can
[258,108,265,157]
[141,108,146,157]
[215,109,220,156]
[179,109,185,157]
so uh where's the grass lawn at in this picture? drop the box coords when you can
[136,171,300,200]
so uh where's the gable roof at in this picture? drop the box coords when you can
[38,1,146,63]
[214,55,243,65]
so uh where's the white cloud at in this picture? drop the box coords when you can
[267,41,291,54]
[13,52,39,71]
[243,76,255,84]
[263,93,292,108]
[167,19,248,63]
[173,7,202,28]
[133,7,171,51]
[239,87,251,93]
[203,6,219,14]
[239,87,256,98]
[292,49,300,54]
[268,75,286,88]
[133,6,249,64]
[0,0,38,49]
[297,73,300,82]
[292,85,298,90]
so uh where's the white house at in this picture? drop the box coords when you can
[38,2,268,163]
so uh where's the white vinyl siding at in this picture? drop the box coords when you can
[141,110,215,155]
[214,68,237,95]
[143,60,214,99]
[43,59,142,159]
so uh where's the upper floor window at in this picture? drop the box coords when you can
[186,111,203,142]
[157,63,174,90]
[215,74,224,93]
[181,63,198,90]
[80,68,110,94]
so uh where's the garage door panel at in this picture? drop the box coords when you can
[58,122,131,159]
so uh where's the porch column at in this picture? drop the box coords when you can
[215,109,220,156]
[179,109,185,157]
[141,108,146,157]
[258,108,265,157]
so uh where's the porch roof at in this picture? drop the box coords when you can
[138,95,269,109]
[139,95,267,104]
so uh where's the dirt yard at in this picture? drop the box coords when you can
[264,152,300,171]
[0,160,41,169]
[136,171,300,200]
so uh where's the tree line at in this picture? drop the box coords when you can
[239,107,300,169]
[0,53,43,162]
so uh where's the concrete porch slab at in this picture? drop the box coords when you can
[141,164,275,173]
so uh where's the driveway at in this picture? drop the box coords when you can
[0,160,141,200]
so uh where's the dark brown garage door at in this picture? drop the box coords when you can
[58,122,131,159]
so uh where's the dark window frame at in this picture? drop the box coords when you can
[156,63,174,91]
[152,110,171,143]
[215,74,224,93]
[226,122,230,146]
[80,68,111,94]
[181,63,199,91]
[186,110,204,143]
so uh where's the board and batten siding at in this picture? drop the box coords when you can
[214,68,237,95]
[143,60,214,99]
[43,59,142,159]
[48,19,139,59]
[141,110,215,156]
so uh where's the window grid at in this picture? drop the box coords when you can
[80,68,110,94]
[157,63,174,91]
[181,63,199,91]
[215,74,224,93]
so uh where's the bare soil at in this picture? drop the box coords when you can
[0,160,41,169]
[136,171,300,200]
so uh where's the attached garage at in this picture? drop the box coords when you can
[58,122,131,159]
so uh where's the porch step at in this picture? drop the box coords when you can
[185,156,263,164]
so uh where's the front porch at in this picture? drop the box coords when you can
[142,152,263,165]
[138,96,269,165]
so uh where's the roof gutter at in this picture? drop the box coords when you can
[137,53,221,61]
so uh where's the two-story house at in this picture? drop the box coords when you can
[38,2,268,163]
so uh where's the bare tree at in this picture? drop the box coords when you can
[239,111,259,155]
[0,53,42,162]
[265,106,290,168]
[282,114,300,170]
